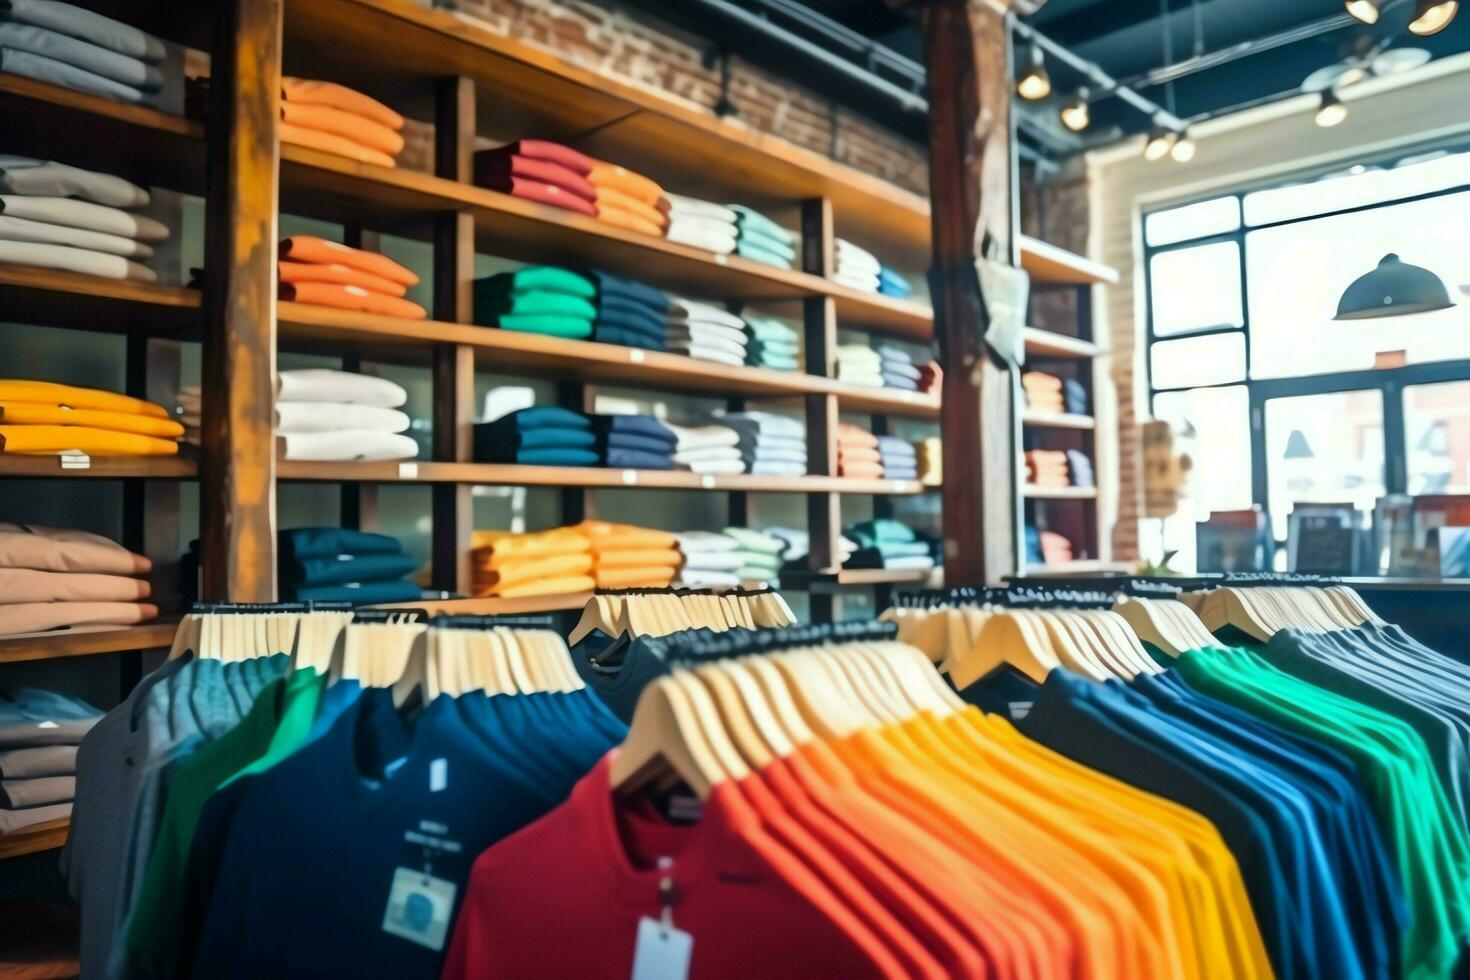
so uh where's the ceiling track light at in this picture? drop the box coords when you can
[1059,88,1091,131]
[1345,0,1383,23]
[1170,130,1197,162]
[1410,0,1459,34]
[1017,43,1051,100]
[1316,89,1349,127]
[1144,129,1178,161]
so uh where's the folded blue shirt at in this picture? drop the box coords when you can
[279,527,403,561]
[602,447,673,470]
[591,414,676,446]
[281,552,420,588]
[878,264,912,298]
[581,269,668,312]
[593,325,664,351]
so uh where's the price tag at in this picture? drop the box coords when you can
[622,470,638,485]
[902,391,915,402]
[398,462,419,480]
[713,253,727,266]
[381,867,456,951]
[629,349,646,363]
[631,916,692,980]
[60,452,91,470]
[699,475,715,489]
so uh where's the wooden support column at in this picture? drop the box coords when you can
[557,381,594,523]
[199,0,282,602]
[919,0,1018,585]
[801,197,841,585]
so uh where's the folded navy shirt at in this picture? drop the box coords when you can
[590,414,675,446]
[600,432,676,456]
[285,580,421,605]
[278,527,403,561]
[602,447,673,470]
[281,552,420,588]
[581,269,668,312]
[593,325,664,351]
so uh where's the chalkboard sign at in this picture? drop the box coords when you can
[1289,515,1359,575]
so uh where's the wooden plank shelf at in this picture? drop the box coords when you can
[1022,484,1098,500]
[0,456,198,479]
[783,567,942,588]
[371,593,594,615]
[1024,327,1105,359]
[0,818,69,861]
[1018,235,1119,286]
[0,621,179,665]
[0,264,201,337]
[1022,410,1095,430]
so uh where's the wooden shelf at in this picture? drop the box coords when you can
[1023,484,1098,500]
[372,594,594,615]
[1022,410,1095,430]
[0,263,200,337]
[1024,327,1104,359]
[0,621,178,664]
[1019,235,1119,286]
[0,818,69,861]
[0,455,197,479]
[783,567,942,589]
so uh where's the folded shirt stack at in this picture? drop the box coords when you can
[723,527,784,584]
[664,298,747,366]
[836,422,882,480]
[473,266,596,340]
[835,343,883,388]
[916,436,943,487]
[277,527,420,605]
[586,269,669,351]
[580,521,680,590]
[469,526,594,599]
[277,235,424,319]
[473,406,597,467]
[730,205,797,270]
[918,360,943,394]
[0,1,169,107]
[0,156,165,282]
[878,264,912,299]
[877,436,918,481]
[473,140,597,217]
[743,315,801,372]
[663,421,744,475]
[844,519,937,572]
[1039,529,1074,566]
[588,160,666,238]
[279,77,405,168]
[0,687,100,835]
[671,530,743,589]
[878,344,922,392]
[0,380,182,457]
[1021,371,1065,413]
[659,193,737,254]
[1064,377,1089,416]
[768,526,857,572]
[1067,448,1095,488]
[715,410,806,476]
[591,413,676,471]
[1025,448,1071,488]
[0,524,156,636]
[832,238,880,294]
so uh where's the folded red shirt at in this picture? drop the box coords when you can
[473,153,596,203]
[484,177,598,217]
[477,139,594,176]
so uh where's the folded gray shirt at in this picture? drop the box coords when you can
[0,213,153,256]
[0,743,76,777]
[0,22,158,88]
[0,799,69,834]
[0,238,156,280]
[0,195,167,239]
[0,155,150,207]
[0,45,145,103]
[1,773,74,807]
[0,0,166,61]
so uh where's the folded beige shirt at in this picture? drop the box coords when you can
[0,524,150,576]
[0,601,157,636]
[0,568,149,604]
[0,774,74,808]
[0,800,70,835]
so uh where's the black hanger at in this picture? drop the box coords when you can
[429,613,556,630]
[350,608,428,624]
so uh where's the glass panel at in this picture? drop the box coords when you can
[1145,196,1241,246]
[1151,386,1253,514]
[1244,149,1470,226]
[1150,332,1247,389]
[1246,189,1470,379]
[1264,390,1385,540]
[1149,242,1244,337]
[1404,379,1470,494]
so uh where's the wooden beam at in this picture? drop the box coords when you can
[921,0,1017,585]
[199,0,282,602]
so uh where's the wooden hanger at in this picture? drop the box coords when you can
[690,663,774,769]
[610,672,728,799]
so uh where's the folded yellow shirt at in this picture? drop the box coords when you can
[475,553,594,593]
[595,565,676,589]
[587,161,663,206]
[470,528,590,567]
[494,574,595,599]
[0,426,180,456]
[594,548,681,570]
[577,520,677,551]
[0,402,184,439]
[0,381,170,419]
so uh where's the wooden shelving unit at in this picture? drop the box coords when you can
[1023,485,1098,500]
[0,622,178,665]
[0,818,70,861]
[0,455,198,480]
[1023,326,1104,359]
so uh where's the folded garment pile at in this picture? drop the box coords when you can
[0,687,100,836]
[473,140,596,217]
[1025,448,1071,488]
[277,527,420,605]
[768,526,857,573]
[665,298,747,366]
[279,77,405,168]
[0,157,165,282]
[1029,526,1073,566]
[591,413,676,470]
[583,521,680,590]
[878,264,912,299]
[277,235,424,319]
[470,526,593,599]
[918,359,942,394]
[1064,377,1089,415]
[916,436,943,487]
[878,344,922,392]
[473,406,597,466]
[834,342,883,388]
[659,193,736,254]
[836,422,882,480]
[877,435,918,481]
[1067,448,1095,488]
[723,527,785,584]
[0,380,182,457]
[743,315,800,371]
[663,421,744,476]
[0,524,156,637]
[1022,371,1065,413]
[731,205,796,270]
[717,410,806,476]
[587,160,666,238]
[0,1,170,107]
[832,238,880,293]
[671,531,743,589]
[844,519,938,572]
[587,269,669,351]
[473,266,596,340]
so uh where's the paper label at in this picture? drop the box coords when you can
[398,462,419,480]
[429,757,447,793]
[622,470,638,485]
[699,475,715,489]
[382,867,457,951]
[59,452,91,470]
[631,916,692,980]
[629,349,646,363]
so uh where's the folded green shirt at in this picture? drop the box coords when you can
[476,289,598,323]
[729,205,793,245]
[498,314,594,338]
[737,225,797,262]
[735,239,793,269]
[723,527,784,555]
[474,266,595,298]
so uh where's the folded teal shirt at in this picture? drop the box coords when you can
[729,205,793,245]
[737,226,797,262]
[282,552,420,587]
[735,239,793,269]
[474,266,595,298]
[476,289,598,323]
[497,313,593,338]
[279,527,404,561]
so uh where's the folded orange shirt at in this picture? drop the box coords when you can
[493,574,596,599]
[594,548,682,570]
[594,205,664,238]
[0,426,180,456]
[280,123,397,169]
[281,100,405,156]
[278,260,407,297]
[579,521,677,551]
[475,553,595,594]
[594,186,667,230]
[279,236,420,287]
[281,77,404,130]
[587,161,662,206]
[838,446,882,466]
[594,565,676,589]
[0,403,183,439]
[0,381,168,419]
[278,282,427,320]
[837,422,879,449]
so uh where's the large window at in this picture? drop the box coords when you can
[1143,145,1470,567]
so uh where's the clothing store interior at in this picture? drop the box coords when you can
[3,0,1470,975]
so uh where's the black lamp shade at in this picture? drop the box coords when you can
[1335,253,1456,320]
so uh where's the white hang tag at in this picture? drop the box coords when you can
[631,915,692,980]
[381,867,457,951]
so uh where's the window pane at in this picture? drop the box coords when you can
[1246,189,1470,379]
[1244,149,1470,225]
[1150,332,1246,389]
[1149,242,1244,337]
[1151,386,1252,514]
[1145,196,1241,246]
[1405,379,1470,494]
[1265,390,1384,540]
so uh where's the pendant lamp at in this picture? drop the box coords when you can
[1334,253,1456,320]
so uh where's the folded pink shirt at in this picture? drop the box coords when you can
[0,524,151,576]
[0,568,150,604]
[0,601,158,636]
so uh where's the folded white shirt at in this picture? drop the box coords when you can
[275,401,411,435]
[0,214,152,257]
[279,430,419,462]
[735,432,805,453]
[716,410,804,438]
[836,370,884,388]
[276,369,407,408]
[746,447,807,466]
[678,457,746,476]
[0,238,154,280]
[678,550,744,572]
[674,569,741,589]
[767,526,809,561]
[0,155,149,208]
[835,238,881,273]
[673,445,743,465]
[666,298,745,331]
[677,344,745,367]
[666,322,748,349]
[664,221,737,255]
[0,195,167,240]
[832,271,880,293]
[749,460,807,476]
[663,422,740,452]
[0,800,71,835]
[659,193,737,224]
[674,530,740,553]
[836,343,882,363]
[668,334,746,361]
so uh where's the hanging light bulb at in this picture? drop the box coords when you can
[1143,129,1177,161]
[1017,43,1052,100]
[1316,89,1349,127]
[1336,65,1370,87]
[1345,0,1383,23]
[1059,88,1090,131]
[1170,130,1197,162]
[1409,0,1458,34]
